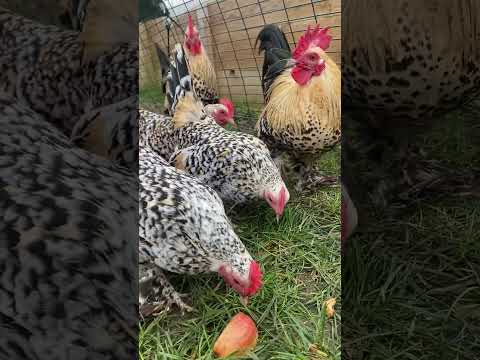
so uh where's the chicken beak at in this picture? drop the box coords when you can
[276,214,281,223]
[240,296,249,306]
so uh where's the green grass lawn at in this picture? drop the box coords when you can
[139,86,341,359]
[343,101,480,359]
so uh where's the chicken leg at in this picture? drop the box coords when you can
[139,265,193,317]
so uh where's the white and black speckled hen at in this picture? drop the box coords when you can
[139,146,262,315]
[0,94,137,359]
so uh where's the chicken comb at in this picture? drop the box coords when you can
[292,25,332,60]
[186,14,197,36]
[244,261,262,296]
[218,98,235,118]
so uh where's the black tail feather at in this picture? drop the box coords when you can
[256,24,292,96]
[165,44,195,114]
[255,24,291,55]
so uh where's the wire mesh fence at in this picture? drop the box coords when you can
[139,0,341,122]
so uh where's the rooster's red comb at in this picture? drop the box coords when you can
[292,25,331,60]
[218,98,235,118]
[244,261,262,296]
[186,14,197,36]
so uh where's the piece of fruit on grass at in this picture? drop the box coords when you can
[213,312,258,358]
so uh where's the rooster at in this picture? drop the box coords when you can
[139,146,262,315]
[164,44,235,127]
[256,24,341,191]
[140,45,290,220]
[180,14,219,106]
[0,94,137,359]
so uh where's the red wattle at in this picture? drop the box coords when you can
[291,66,314,85]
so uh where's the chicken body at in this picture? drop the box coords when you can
[0,6,137,135]
[256,24,341,190]
[139,146,262,313]
[140,105,289,218]
[0,94,137,359]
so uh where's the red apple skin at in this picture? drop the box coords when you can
[213,312,258,358]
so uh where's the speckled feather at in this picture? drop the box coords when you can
[140,109,285,205]
[139,146,252,297]
[0,94,137,359]
[0,7,137,135]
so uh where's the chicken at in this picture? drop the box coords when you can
[139,146,262,315]
[256,24,341,191]
[0,5,137,135]
[164,42,235,127]
[180,14,219,106]
[342,0,480,206]
[0,94,137,358]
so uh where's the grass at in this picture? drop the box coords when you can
[343,101,480,359]
[139,86,341,359]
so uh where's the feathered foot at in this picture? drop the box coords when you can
[139,267,193,318]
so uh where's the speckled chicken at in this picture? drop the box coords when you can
[139,146,262,315]
[0,94,137,359]
[256,24,341,190]
[0,4,137,135]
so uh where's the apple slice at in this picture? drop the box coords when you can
[213,312,258,358]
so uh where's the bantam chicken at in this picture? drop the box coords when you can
[139,146,262,314]
[0,4,137,135]
[179,14,219,106]
[256,24,341,191]
[164,43,235,127]
[140,45,289,219]
[0,94,137,359]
